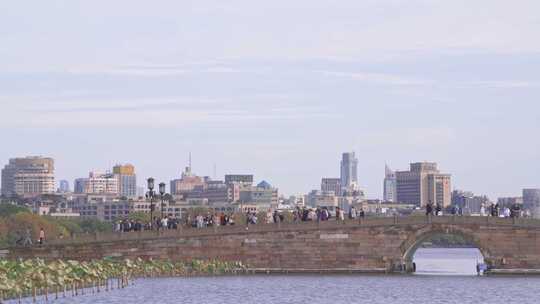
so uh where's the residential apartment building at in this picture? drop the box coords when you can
[396,162,451,207]
[187,180,240,203]
[113,164,137,198]
[74,172,119,195]
[74,199,132,222]
[1,156,55,197]
[321,178,341,196]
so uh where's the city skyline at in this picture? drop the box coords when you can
[0,153,534,201]
[1,1,539,199]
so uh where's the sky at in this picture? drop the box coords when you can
[1,0,539,199]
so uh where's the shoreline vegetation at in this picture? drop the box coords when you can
[0,258,247,304]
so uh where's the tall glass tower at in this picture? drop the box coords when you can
[383,164,397,202]
[340,152,358,190]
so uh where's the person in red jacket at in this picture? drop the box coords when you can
[39,227,45,246]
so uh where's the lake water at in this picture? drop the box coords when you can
[9,248,540,304]
[414,247,484,275]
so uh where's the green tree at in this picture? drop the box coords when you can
[77,219,111,233]
[0,204,30,217]
[127,212,150,222]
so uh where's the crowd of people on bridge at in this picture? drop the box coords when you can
[109,200,532,235]
[191,213,236,228]
[480,202,527,218]
[290,206,366,223]
[111,205,372,234]
[425,201,527,218]
[114,212,239,233]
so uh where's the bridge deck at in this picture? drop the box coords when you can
[8,215,538,248]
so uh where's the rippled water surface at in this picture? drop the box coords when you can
[9,249,540,304]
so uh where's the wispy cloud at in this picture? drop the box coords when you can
[451,80,540,89]
[0,94,334,128]
[319,70,434,86]
[318,70,540,89]
[26,98,221,113]
[64,62,248,77]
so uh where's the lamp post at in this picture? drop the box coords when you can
[146,177,155,230]
[159,182,166,219]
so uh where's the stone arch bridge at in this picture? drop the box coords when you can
[3,216,540,274]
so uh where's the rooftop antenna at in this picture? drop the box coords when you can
[189,152,192,171]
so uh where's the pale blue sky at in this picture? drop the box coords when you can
[1,0,539,199]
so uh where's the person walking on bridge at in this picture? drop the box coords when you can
[510,203,521,218]
[336,207,345,221]
[266,210,274,224]
[359,208,365,218]
[349,206,357,220]
[23,227,33,246]
[426,202,433,217]
[503,207,511,218]
[39,227,45,246]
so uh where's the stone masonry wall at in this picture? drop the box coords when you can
[3,217,540,273]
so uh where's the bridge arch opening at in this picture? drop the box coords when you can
[402,230,487,276]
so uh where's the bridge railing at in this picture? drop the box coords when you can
[22,215,540,247]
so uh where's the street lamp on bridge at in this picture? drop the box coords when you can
[159,182,168,219]
[146,177,156,229]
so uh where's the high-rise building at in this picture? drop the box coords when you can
[225,174,254,186]
[523,189,540,218]
[396,162,451,207]
[340,152,358,191]
[1,156,55,197]
[170,167,206,195]
[383,164,397,202]
[321,178,341,196]
[58,180,70,193]
[113,164,137,198]
[74,172,119,195]
[74,178,87,194]
[187,181,240,203]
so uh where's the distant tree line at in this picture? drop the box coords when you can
[0,204,110,247]
[421,234,474,248]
